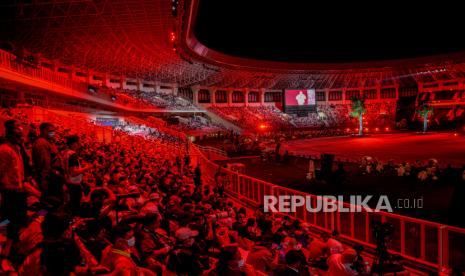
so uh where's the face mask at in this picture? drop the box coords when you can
[238,259,245,268]
[127,237,136,247]
[48,132,55,138]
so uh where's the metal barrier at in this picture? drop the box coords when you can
[195,145,228,160]
[193,144,465,273]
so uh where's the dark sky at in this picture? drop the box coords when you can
[194,0,465,63]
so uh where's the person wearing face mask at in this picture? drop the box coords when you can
[32,122,58,193]
[209,245,255,276]
[101,223,155,275]
[0,120,28,254]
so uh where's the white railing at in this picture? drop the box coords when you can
[195,144,228,159]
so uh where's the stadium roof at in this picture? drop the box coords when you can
[1,0,465,90]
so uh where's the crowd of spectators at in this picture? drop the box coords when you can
[208,103,396,132]
[0,107,378,275]
[208,106,292,130]
[289,102,396,129]
[168,116,225,133]
[137,90,199,111]
[86,86,201,111]
[86,87,158,110]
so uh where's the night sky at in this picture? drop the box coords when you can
[194,0,465,63]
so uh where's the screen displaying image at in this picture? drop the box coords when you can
[285,89,316,106]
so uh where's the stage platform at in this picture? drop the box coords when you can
[286,132,465,166]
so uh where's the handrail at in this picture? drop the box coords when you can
[192,143,465,273]
[195,144,228,158]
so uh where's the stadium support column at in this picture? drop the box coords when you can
[342,88,346,104]
[172,83,178,96]
[136,79,142,91]
[120,75,125,90]
[104,73,110,87]
[17,90,25,104]
[210,88,216,106]
[325,89,329,104]
[395,83,400,100]
[69,66,76,81]
[259,88,265,106]
[244,89,249,107]
[153,82,159,94]
[87,69,93,85]
[227,90,233,106]
[192,86,199,105]
[376,85,381,101]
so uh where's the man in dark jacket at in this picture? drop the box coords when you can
[32,122,57,192]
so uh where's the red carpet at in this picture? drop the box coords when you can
[286,132,465,166]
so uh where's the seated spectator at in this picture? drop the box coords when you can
[246,235,277,274]
[209,244,255,276]
[327,248,359,276]
[273,249,310,276]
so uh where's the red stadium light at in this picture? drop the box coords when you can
[346,128,351,132]
[385,127,390,131]
[259,124,267,130]
[375,127,379,132]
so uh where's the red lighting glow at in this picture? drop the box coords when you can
[385,127,390,131]
[259,124,267,130]
[170,32,176,42]
[375,127,379,131]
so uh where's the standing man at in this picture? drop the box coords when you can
[0,120,28,253]
[32,122,58,193]
[63,135,93,214]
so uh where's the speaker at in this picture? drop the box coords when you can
[320,153,335,176]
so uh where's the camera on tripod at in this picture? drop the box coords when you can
[370,220,407,275]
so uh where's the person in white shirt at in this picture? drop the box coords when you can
[296,91,307,106]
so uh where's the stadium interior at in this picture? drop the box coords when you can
[1,0,465,275]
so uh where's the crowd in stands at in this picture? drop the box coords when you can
[290,102,396,129]
[86,86,200,111]
[137,90,199,111]
[87,87,158,110]
[208,106,292,130]
[168,116,225,133]
[290,105,350,128]
[208,103,396,132]
[0,107,380,275]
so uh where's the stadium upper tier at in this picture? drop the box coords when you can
[1,0,465,90]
